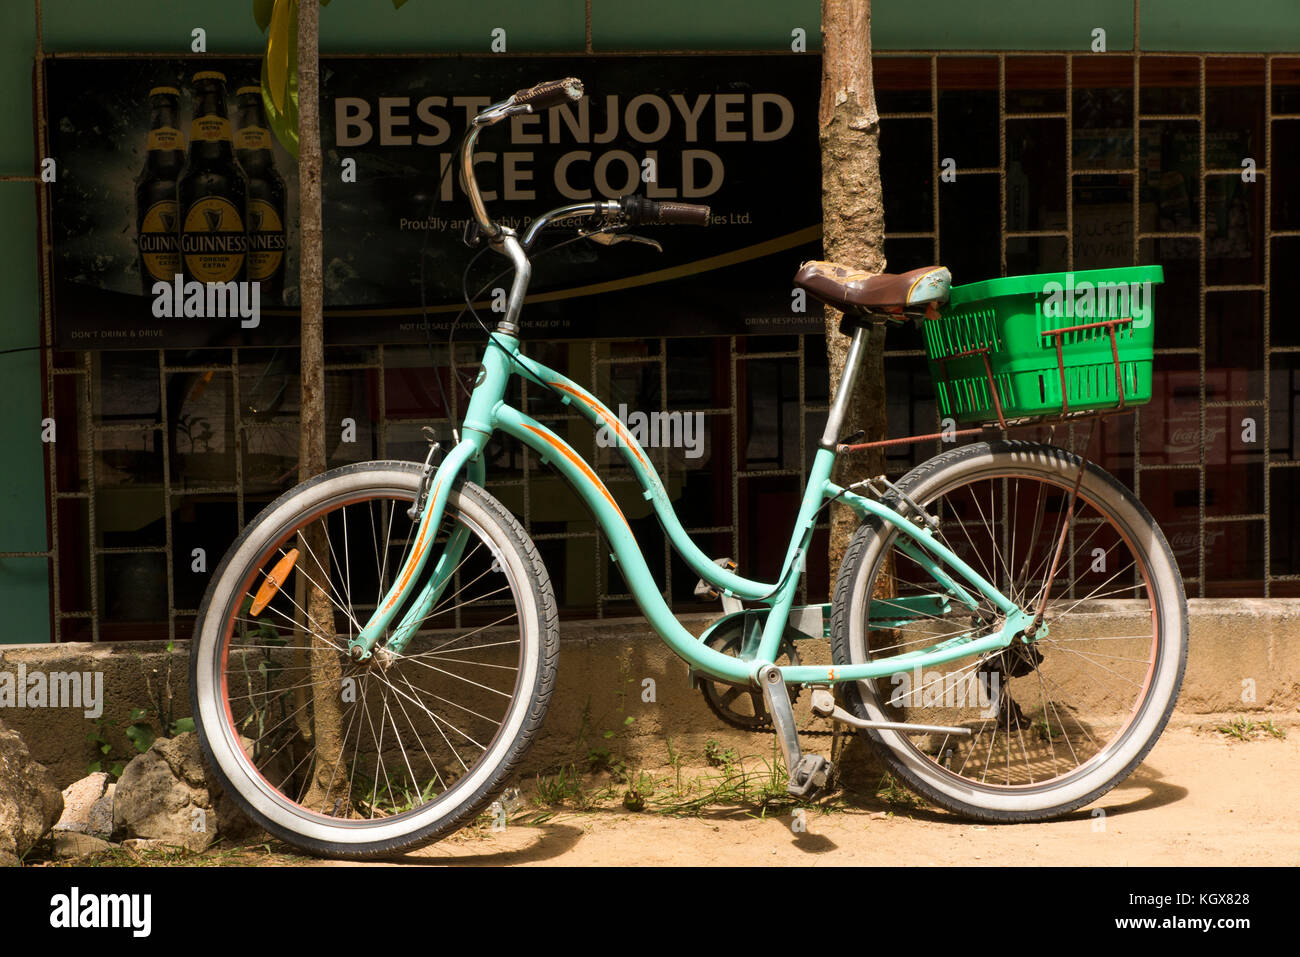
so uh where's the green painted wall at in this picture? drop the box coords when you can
[27,0,1300,56]
[0,0,1295,642]
[1141,0,1300,52]
[0,1,47,643]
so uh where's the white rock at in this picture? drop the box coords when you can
[54,771,111,836]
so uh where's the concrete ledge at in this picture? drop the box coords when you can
[1,598,1296,787]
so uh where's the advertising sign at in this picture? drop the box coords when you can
[46,54,822,350]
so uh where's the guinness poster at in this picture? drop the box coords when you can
[45,54,822,350]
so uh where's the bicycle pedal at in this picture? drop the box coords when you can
[694,557,740,611]
[787,754,832,799]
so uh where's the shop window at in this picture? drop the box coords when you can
[1269,468,1300,589]
[1006,117,1067,230]
[1139,120,1200,235]
[939,175,1000,284]
[1006,56,1066,114]
[1271,353,1300,466]
[1205,292,1266,400]
[1073,174,1134,268]
[1204,520,1266,596]
[1271,58,1300,113]
[1140,57,1199,116]
[1270,120,1300,231]
[1140,237,1199,351]
[875,57,931,114]
[880,118,933,233]
[1072,56,1134,171]
[937,58,999,170]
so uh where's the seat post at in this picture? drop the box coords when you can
[820,324,869,450]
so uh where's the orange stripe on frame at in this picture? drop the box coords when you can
[547,381,653,471]
[522,424,632,534]
[383,479,440,612]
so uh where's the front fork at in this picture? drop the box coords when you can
[346,433,487,661]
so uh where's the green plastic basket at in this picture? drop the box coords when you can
[924,266,1163,425]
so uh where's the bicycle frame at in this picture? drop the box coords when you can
[343,90,1036,687]
[346,325,1035,686]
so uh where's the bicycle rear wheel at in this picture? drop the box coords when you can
[830,440,1187,821]
[191,461,558,857]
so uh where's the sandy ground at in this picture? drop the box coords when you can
[333,725,1299,867]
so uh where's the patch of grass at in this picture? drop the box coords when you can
[586,743,630,781]
[703,738,739,768]
[644,738,807,819]
[874,771,927,810]
[1216,716,1286,741]
[664,736,686,794]
[1034,717,1063,742]
[516,737,831,823]
[31,840,308,868]
[532,764,592,808]
[648,759,789,816]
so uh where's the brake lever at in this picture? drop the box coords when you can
[463,218,484,248]
[586,231,663,252]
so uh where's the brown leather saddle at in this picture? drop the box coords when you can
[794,261,952,331]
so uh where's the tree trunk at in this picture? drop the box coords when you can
[820,0,889,590]
[297,10,325,485]
[295,0,345,809]
[820,0,891,790]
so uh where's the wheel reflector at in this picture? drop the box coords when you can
[250,548,299,616]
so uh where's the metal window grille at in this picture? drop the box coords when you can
[13,16,1300,642]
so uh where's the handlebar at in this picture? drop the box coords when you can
[457,78,712,335]
[460,77,712,241]
[460,78,584,240]
[510,77,584,112]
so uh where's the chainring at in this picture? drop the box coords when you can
[698,620,802,732]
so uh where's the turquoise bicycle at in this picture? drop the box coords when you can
[191,78,1188,858]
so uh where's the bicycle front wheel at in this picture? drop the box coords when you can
[191,461,557,857]
[830,440,1187,821]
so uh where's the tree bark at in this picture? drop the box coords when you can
[819,0,888,587]
[297,8,324,486]
[820,0,892,790]
[295,0,345,809]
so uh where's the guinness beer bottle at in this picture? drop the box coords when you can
[136,86,184,293]
[234,85,287,304]
[179,71,248,285]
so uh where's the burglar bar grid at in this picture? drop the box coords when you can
[874,47,1294,598]
[19,39,1298,641]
